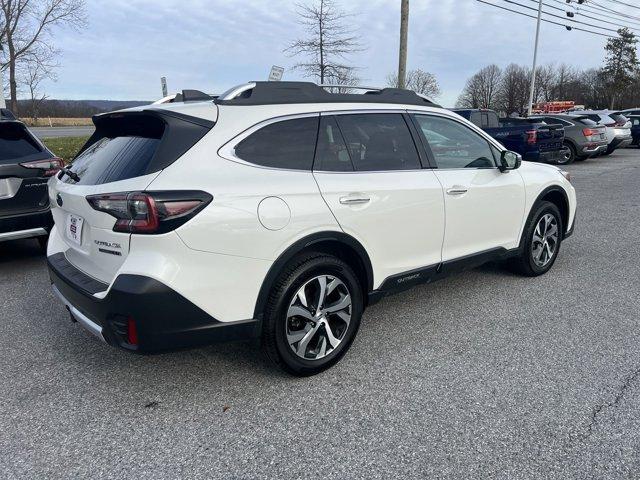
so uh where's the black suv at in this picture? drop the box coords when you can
[0,109,62,248]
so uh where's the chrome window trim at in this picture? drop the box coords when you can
[217,112,321,172]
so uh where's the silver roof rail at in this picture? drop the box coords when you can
[318,84,384,91]
[218,82,257,101]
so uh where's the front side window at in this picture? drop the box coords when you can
[413,115,497,169]
[334,113,421,171]
[235,117,319,170]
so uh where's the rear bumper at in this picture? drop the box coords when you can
[48,252,260,353]
[526,149,564,163]
[581,143,608,156]
[609,137,633,150]
[0,209,52,239]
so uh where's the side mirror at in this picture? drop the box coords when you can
[499,150,521,172]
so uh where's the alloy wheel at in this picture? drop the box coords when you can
[286,275,352,361]
[531,213,559,267]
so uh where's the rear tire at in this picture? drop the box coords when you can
[262,252,363,376]
[508,201,563,277]
[557,142,575,165]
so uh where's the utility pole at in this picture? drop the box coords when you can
[0,40,5,109]
[398,0,409,89]
[527,0,543,116]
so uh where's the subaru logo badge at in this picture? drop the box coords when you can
[56,193,63,207]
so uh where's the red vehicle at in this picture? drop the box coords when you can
[532,101,577,114]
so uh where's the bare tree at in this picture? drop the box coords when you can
[285,0,363,85]
[386,68,441,98]
[456,64,502,109]
[497,63,529,115]
[22,49,55,121]
[0,0,86,113]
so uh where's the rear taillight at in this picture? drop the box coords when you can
[86,191,212,234]
[20,157,64,177]
[582,128,598,137]
[525,130,537,145]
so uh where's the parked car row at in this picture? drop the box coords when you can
[452,108,636,166]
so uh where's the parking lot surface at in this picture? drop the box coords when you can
[2,149,640,479]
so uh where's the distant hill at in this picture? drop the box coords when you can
[16,99,153,118]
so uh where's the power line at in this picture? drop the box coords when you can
[525,0,640,31]
[595,0,640,11]
[545,0,640,27]
[501,0,620,33]
[476,0,616,37]
[587,1,640,22]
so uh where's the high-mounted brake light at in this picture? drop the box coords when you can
[20,157,64,177]
[525,130,537,145]
[86,191,212,234]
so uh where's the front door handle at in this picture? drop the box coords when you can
[446,186,468,196]
[339,195,371,205]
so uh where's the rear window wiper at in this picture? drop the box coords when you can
[59,166,81,182]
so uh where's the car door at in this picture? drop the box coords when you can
[313,112,445,287]
[411,112,525,262]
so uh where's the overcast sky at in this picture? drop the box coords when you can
[41,0,637,107]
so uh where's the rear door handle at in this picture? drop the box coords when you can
[446,186,468,196]
[339,195,370,205]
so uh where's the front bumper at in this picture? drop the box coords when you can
[48,252,260,353]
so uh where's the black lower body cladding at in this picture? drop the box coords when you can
[47,253,259,352]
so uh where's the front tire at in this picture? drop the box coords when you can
[262,253,363,376]
[509,201,563,277]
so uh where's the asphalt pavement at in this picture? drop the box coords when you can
[31,126,95,139]
[1,149,640,479]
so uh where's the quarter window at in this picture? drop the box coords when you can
[235,117,319,170]
[334,113,421,171]
[413,115,497,169]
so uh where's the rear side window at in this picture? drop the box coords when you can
[235,117,319,170]
[0,123,44,164]
[315,116,353,171]
[335,113,421,171]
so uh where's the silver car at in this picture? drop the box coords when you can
[570,111,633,155]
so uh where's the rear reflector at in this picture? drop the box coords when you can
[20,157,64,177]
[127,317,138,345]
[86,190,212,234]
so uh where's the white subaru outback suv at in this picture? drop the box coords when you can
[47,82,576,375]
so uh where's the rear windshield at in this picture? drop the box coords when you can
[573,117,598,126]
[609,113,627,124]
[65,115,164,185]
[0,122,44,164]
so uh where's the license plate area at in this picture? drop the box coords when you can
[66,213,84,245]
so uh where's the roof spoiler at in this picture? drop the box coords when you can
[174,90,217,103]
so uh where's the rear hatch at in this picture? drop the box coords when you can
[49,109,214,284]
[534,122,564,152]
[0,121,59,220]
[572,116,607,143]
